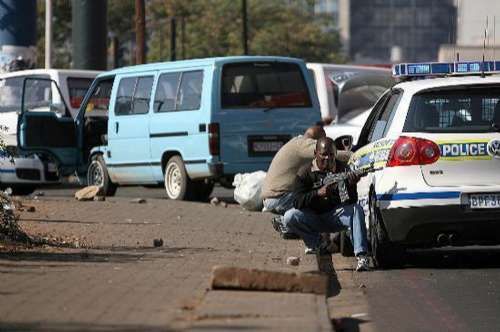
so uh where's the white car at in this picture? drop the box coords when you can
[0,69,100,194]
[348,61,500,268]
[307,63,394,124]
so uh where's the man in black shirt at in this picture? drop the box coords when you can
[283,137,370,271]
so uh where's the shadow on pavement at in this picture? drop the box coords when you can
[317,254,341,297]
[0,321,174,332]
[0,246,214,265]
[403,247,500,269]
[331,317,368,332]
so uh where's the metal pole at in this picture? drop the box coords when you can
[242,0,248,55]
[135,0,145,64]
[45,0,52,68]
[170,17,176,61]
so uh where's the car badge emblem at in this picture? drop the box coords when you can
[487,139,500,158]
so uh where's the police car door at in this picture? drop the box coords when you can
[351,90,402,218]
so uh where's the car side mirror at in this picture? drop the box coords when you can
[334,135,353,152]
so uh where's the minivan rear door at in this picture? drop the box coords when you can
[215,61,320,173]
[18,78,79,175]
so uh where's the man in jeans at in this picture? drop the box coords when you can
[261,126,326,238]
[283,137,370,271]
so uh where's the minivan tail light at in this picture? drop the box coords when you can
[386,136,440,167]
[208,123,220,156]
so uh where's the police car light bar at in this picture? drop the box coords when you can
[392,61,500,78]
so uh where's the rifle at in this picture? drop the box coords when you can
[313,163,381,203]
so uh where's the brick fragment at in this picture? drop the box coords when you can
[211,266,327,294]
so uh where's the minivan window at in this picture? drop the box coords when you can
[115,76,153,116]
[154,72,180,112]
[85,78,113,117]
[67,77,93,108]
[221,62,311,109]
[403,86,500,133]
[177,71,203,111]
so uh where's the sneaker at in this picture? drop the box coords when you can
[304,246,318,255]
[270,216,283,233]
[356,255,370,272]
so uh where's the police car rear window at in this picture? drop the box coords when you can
[403,86,500,133]
[221,62,312,109]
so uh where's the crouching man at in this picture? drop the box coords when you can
[283,137,370,271]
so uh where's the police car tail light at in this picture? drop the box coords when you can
[208,123,220,156]
[386,136,440,167]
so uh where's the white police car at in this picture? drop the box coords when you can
[349,60,500,268]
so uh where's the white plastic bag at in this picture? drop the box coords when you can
[233,171,267,211]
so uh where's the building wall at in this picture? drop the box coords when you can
[456,0,500,46]
[348,0,456,63]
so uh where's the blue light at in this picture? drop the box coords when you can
[392,60,500,79]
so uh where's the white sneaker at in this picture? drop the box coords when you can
[304,247,317,255]
[356,255,370,272]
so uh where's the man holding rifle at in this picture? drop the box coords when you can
[283,136,370,271]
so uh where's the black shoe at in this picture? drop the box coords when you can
[281,232,301,240]
[271,216,283,233]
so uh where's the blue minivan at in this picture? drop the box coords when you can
[17,56,321,200]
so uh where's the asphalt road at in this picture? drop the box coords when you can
[28,185,500,331]
[351,247,500,332]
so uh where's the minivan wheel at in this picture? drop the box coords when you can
[369,193,404,269]
[164,156,193,200]
[87,155,117,196]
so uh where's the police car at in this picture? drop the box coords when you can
[348,60,500,268]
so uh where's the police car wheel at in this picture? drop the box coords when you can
[369,193,404,269]
[87,155,117,197]
[164,156,195,200]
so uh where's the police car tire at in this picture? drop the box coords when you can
[164,156,195,201]
[87,155,117,197]
[339,230,355,257]
[369,193,404,269]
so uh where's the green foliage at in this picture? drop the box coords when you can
[36,0,345,68]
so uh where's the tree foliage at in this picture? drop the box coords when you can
[36,0,344,68]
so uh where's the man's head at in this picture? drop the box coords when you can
[314,137,336,171]
[304,125,326,140]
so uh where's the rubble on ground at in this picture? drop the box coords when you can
[75,186,101,201]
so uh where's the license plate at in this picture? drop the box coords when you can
[469,193,500,209]
[252,141,284,152]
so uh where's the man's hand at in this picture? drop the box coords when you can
[317,183,337,197]
[347,171,361,184]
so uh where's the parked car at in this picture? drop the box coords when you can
[347,60,500,268]
[0,69,100,195]
[17,56,321,200]
[306,63,394,124]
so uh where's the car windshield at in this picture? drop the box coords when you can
[403,85,500,133]
[221,62,312,109]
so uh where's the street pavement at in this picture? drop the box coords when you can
[0,189,333,331]
[2,186,500,331]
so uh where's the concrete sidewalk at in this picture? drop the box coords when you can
[0,196,335,331]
